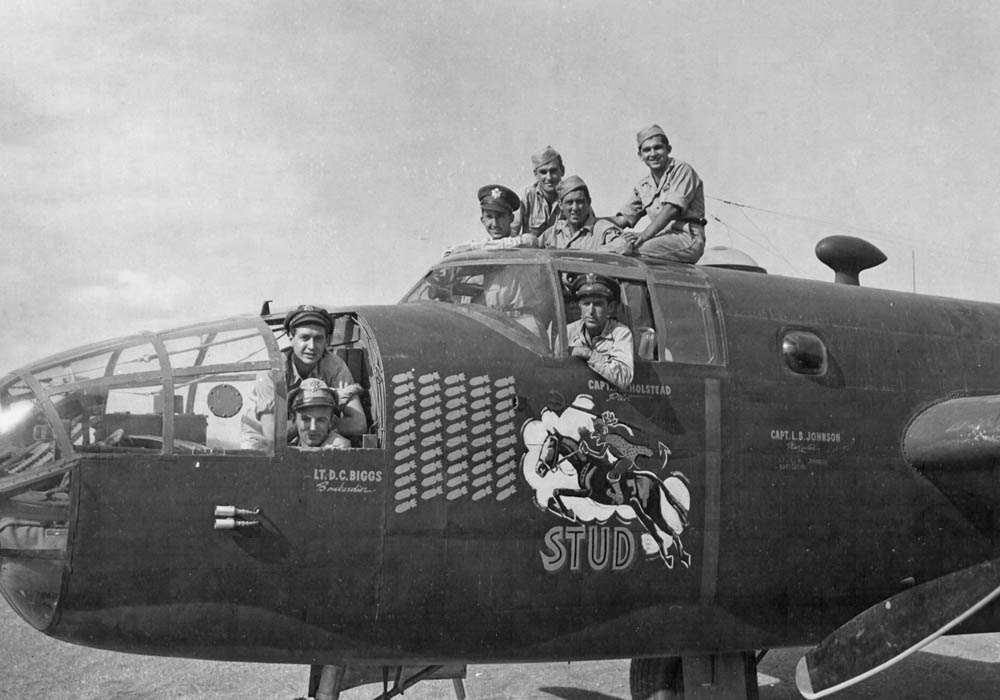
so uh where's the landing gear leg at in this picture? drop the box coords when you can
[630,652,758,700]
[311,665,345,700]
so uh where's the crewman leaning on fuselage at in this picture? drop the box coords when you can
[288,378,351,450]
[539,175,632,254]
[611,124,706,263]
[512,145,565,237]
[566,273,634,391]
[443,184,539,256]
[240,305,366,449]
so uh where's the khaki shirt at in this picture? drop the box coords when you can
[512,182,562,236]
[618,157,705,229]
[567,319,634,389]
[540,214,631,254]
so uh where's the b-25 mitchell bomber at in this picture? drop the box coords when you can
[2,237,1000,700]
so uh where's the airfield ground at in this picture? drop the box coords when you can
[4,602,1000,700]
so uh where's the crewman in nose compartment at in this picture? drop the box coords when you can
[288,378,351,449]
[566,273,634,390]
[240,305,366,449]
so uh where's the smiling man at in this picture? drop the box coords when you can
[566,273,633,390]
[512,146,565,236]
[539,175,631,253]
[611,124,707,263]
[442,184,539,256]
[289,378,351,449]
[241,305,365,449]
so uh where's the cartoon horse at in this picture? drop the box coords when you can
[533,420,691,568]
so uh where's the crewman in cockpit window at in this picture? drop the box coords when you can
[442,185,539,257]
[512,146,565,236]
[539,175,632,254]
[288,378,351,450]
[566,274,634,390]
[240,305,366,449]
[612,124,706,263]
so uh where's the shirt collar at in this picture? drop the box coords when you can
[650,156,676,189]
[581,319,616,342]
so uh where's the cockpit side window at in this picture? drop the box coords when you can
[263,312,383,451]
[653,283,724,366]
[0,379,60,477]
[619,281,658,361]
[402,262,557,355]
[557,272,659,362]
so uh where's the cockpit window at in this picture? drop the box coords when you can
[109,343,161,376]
[0,379,59,473]
[32,349,118,388]
[654,283,724,365]
[403,262,557,354]
[0,319,276,458]
[558,273,659,361]
[163,329,270,369]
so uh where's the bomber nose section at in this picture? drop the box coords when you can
[0,495,71,629]
[1,378,74,631]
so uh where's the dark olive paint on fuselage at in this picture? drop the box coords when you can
[20,251,1000,664]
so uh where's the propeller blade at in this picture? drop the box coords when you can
[795,557,1000,699]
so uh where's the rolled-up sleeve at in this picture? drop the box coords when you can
[251,372,276,419]
[617,188,646,228]
[660,161,702,211]
[596,221,633,255]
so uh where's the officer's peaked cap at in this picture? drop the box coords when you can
[283,304,334,335]
[571,272,620,301]
[478,184,521,215]
[289,378,340,412]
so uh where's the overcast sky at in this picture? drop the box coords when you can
[2,1,999,371]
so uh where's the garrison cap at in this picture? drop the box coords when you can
[289,378,340,413]
[283,304,333,336]
[557,175,589,201]
[636,123,669,148]
[531,145,563,170]
[478,184,521,216]
[571,272,620,301]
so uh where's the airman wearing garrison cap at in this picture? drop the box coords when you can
[288,378,351,449]
[442,184,540,257]
[611,124,707,263]
[566,273,633,392]
[538,175,631,254]
[512,145,565,237]
[240,304,366,449]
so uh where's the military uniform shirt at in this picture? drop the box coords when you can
[251,348,355,419]
[240,349,356,448]
[512,182,562,236]
[618,157,705,229]
[566,319,634,390]
[540,214,631,254]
